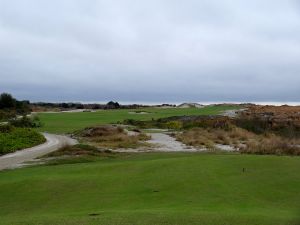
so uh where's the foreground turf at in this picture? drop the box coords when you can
[0,153,300,225]
[37,105,238,133]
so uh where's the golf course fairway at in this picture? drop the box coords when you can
[0,153,299,225]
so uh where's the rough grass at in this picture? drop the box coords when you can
[240,133,300,155]
[176,127,300,155]
[0,153,300,225]
[75,125,150,149]
[36,106,238,133]
[0,127,46,154]
[45,144,108,157]
[176,127,254,149]
[41,144,118,165]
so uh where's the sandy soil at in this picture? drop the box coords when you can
[113,132,201,153]
[114,130,237,153]
[146,133,199,152]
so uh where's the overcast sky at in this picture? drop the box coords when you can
[0,0,300,103]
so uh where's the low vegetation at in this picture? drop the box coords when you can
[0,126,46,155]
[237,105,300,138]
[9,115,43,128]
[0,93,31,121]
[41,144,118,165]
[176,127,300,155]
[125,115,233,130]
[74,125,150,149]
[46,144,106,157]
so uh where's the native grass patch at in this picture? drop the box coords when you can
[74,125,151,149]
[176,127,300,155]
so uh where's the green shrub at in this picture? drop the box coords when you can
[9,116,43,128]
[164,121,183,130]
[0,93,31,120]
[0,128,46,155]
[0,124,14,133]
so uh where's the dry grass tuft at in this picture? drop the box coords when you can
[45,144,111,157]
[76,125,151,149]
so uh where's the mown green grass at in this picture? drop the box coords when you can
[0,128,46,154]
[0,153,299,225]
[37,105,238,134]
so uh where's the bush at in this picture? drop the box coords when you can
[240,134,300,156]
[0,128,46,155]
[0,110,17,121]
[235,116,300,138]
[9,116,43,128]
[0,124,14,133]
[164,121,183,130]
[176,126,300,156]
[0,93,31,116]
[0,93,16,109]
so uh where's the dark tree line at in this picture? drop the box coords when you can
[32,101,149,110]
[0,93,31,120]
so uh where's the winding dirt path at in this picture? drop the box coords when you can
[0,133,77,170]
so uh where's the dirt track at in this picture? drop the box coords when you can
[0,133,77,171]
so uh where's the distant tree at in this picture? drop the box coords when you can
[0,93,31,120]
[76,104,84,109]
[0,93,16,109]
[92,105,100,110]
[107,101,120,109]
[15,100,31,114]
[60,103,69,108]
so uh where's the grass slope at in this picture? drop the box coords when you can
[37,106,238,133]
[0,128,46,154]
[0,153,300,225]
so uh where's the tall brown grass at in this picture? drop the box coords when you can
[240,134,300,155]
[76,126,150,149]
[176,126,300,155]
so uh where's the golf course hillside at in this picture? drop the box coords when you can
[1,94,300,225]
[0,153,299,225]
[37,105,238,133]
[2,1,300,224]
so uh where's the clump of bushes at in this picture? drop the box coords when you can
[78,126,124,137]
[176,126,300,156]
[0,126,46,155]
[9,116,43,128]
[164,121,183,130]
[0,124,14,133]
[0,93,31,121]
[236,105,300,137]
[176,127,254,149]
[124,115,233,130]
[239,134,300,156]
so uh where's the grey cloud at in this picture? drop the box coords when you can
[0,0,299,102]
